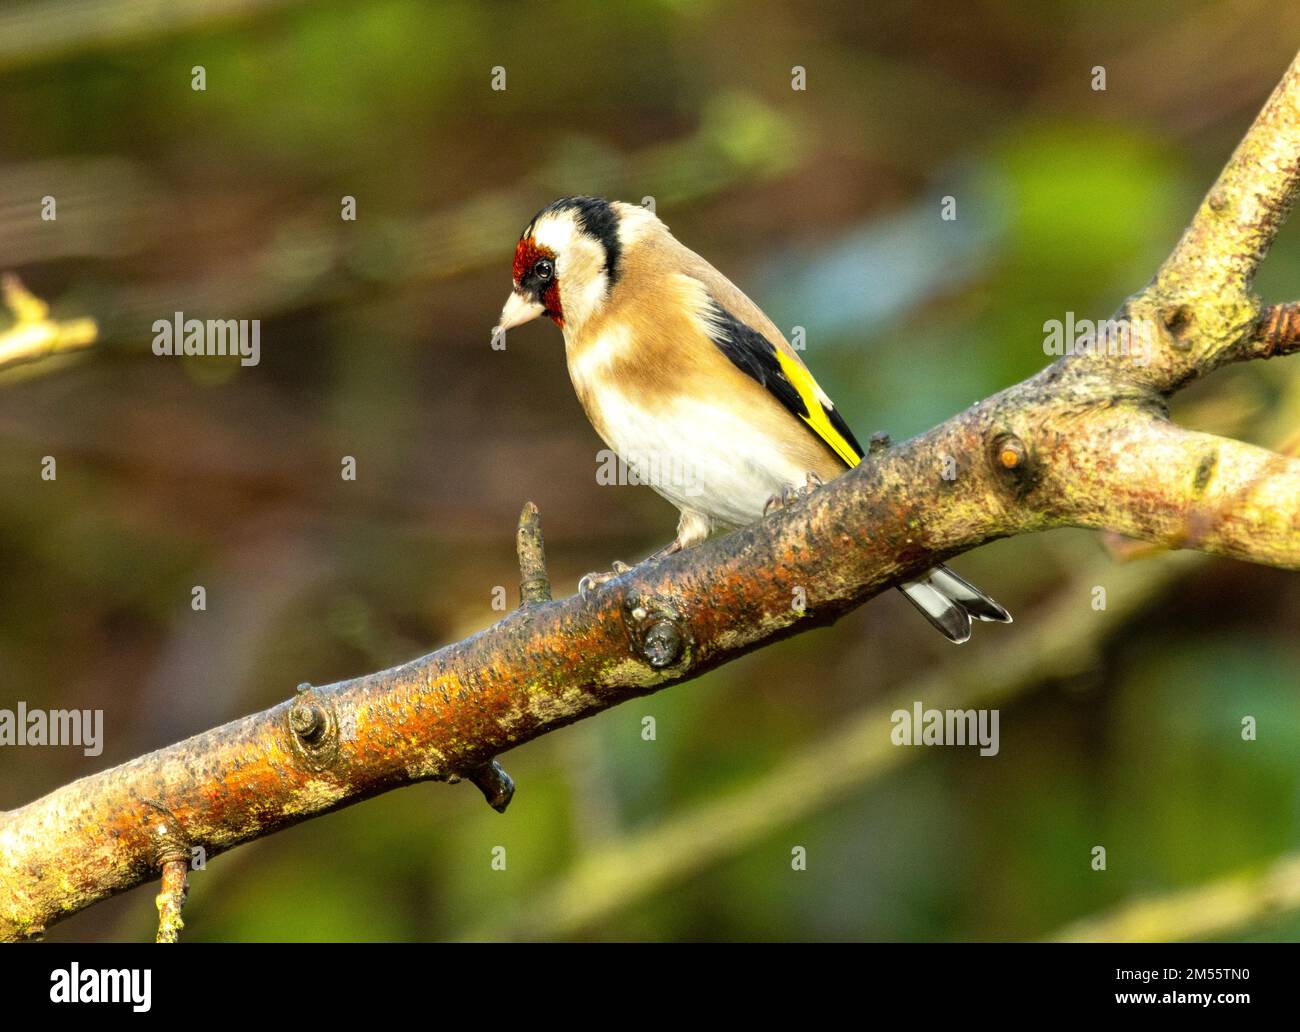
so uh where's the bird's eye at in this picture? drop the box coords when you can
[534,258,554,282]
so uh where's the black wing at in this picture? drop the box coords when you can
[705,299,865,466]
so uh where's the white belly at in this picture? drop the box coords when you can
[593,388,809,528]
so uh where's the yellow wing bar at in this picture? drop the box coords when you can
[774,349,862,468]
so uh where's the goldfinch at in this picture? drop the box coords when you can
[496,196,1011,643]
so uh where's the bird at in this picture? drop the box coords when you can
[495,196,1011,643]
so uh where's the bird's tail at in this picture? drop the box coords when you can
[898,565,1012,644]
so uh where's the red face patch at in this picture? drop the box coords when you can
[513,237,563,326]
[512,237,544,283]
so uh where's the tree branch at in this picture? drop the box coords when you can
[1144,49,1300,384]
[154,860,189,944]
[466,380,1297,940]
[1053,850,1300,943]
[465,549,1205,941]
[0,274,97,372]
[4,51,1300,942]
[1052,412,1300,566]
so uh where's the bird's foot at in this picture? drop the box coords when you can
[764,471,824,515]
[578,560,632,599]
[577,533,690,599]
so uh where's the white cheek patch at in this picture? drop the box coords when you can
[567,264,609,328]
[531,210,610,331]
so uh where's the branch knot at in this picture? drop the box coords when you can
[287,690,339,769]
[990,431,1038,498]
[623,596,692,670]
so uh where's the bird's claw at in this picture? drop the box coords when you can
[764,471,825,514]
[578,560,631,599]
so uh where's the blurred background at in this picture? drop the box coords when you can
[2,0,1299,942]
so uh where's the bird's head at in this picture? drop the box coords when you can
[497,196,652,338]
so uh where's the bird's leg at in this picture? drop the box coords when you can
[764,471,824,514]
[578,510,710,598]
[643,538,684,563]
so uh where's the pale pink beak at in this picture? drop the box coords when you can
[495,289,544,333]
